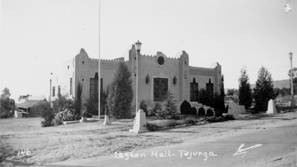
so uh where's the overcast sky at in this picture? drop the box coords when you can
[1,0,297,100]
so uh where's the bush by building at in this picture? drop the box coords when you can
[40,101,54,127]
[53,109,75,126]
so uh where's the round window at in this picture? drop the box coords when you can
[157,56,165,65]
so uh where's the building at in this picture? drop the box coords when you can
[51,41,224,111]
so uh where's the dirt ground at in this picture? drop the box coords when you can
[1,112,297,165]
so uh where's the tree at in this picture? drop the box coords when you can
[226,89,238,96]
[253,66,274,112]
[0,88,15,118]
[108,62,133,119]
[1,88,11,99]
[85,89,107,116]
[238,68,252,109]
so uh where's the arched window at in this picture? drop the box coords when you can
[206,79,214,98]
[190,78,199,101]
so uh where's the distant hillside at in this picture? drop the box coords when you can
[251,79,290,89]
[273,79,290,89]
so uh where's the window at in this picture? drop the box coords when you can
[157,56,165,65]
[90,78,98,99]
[190,78,199,102]
[52,86,55,97]
[89,73,102,100]
[154,78,168,101]
[70,78,73,95]
[206,79,214,98]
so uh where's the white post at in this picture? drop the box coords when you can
[135,41,141,113]
[290,52,293,96]
[98,0,101,120]
[136,50,139,113]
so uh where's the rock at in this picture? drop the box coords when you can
[129,109,147,134]
[266,99,277,114]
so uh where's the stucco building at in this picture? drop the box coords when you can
[51,41,223,111]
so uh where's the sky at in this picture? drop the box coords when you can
[0,0,297,100]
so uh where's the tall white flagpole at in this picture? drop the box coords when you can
[98,0,101,120]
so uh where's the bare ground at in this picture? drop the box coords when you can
[1,112,297,165]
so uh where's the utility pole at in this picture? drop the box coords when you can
[289,52,294,109]
[98,0,101,120]
[290,52,293,96]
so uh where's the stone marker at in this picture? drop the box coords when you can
[80,117,87,123]
[129,109,147,134]
[103,115,111,125]
[266,99,277,114]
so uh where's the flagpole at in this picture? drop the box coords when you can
[98,0,101,120]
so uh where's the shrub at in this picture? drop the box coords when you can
[198,108,205,117]
[53,109,75,126]
[153,103,166,119]
[39,101,54,127]
[224,114,235,120]
[141,100,154,117]
[62,109,74,121]
[206,109,215,117]
[185,118,196,125]
[190,107,197,115]
[53,112,63,126]
[84,89,108,117]
[146,120,177,131]
[139,100,148,116]
[146,123,160,131]
[164,91,178,118]
[207,114,235,122]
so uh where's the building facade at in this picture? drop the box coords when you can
[52,42,223,111]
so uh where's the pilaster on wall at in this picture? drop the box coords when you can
[128,45,137,107]
[74,48,89,105]
[178,51,190,102]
